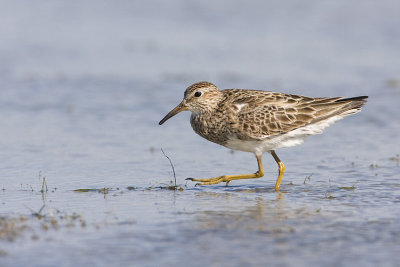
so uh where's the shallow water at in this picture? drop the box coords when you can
[1,1,400,266]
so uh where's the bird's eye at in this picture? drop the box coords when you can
[194,91,202,97]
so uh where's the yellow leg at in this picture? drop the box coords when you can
[271,151,285,191]
[186,154,264,186]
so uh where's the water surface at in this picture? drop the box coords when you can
[1,1,399,266]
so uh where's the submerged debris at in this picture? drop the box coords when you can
[389,154,400,166]
[145,182,184,191]
[0,216,29,242]
[73,149,185,192]
[338,185,356,190]
[324,192,336,199]
[303,174,313,184]
[74,188,110,194]
[1,208,87,245]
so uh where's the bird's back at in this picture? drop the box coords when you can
[191,88,367,153]
[218,89,367,140]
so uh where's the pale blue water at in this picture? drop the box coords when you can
[0,1,399,266]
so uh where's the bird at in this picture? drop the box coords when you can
[159,81,367,191]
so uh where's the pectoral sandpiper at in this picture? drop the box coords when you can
[159,81,367,191]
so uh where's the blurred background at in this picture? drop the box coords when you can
[1,1,399,85]
[0,1,399,266]
[0,0,398,185]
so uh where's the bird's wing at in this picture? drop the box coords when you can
[225,90,364,140]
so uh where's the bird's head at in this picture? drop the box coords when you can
[159,81,222,125]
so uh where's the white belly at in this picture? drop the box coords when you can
[225,133,306,154]
[225,113,353,154]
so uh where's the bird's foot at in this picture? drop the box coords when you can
[185,176,228,186]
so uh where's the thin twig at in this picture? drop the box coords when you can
[304,173,313,184]
[161,148,176,186]
[41,177,48,193]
